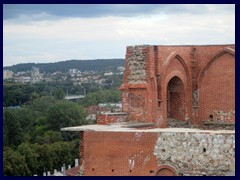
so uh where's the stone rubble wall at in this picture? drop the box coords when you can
[154,131,235,176]
[127,46,147,84]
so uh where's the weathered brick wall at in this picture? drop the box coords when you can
[123,88,147,122]
[120,45,235,127]
[81,130,235,176]
[198,53,235,123]
[97,113,128,125]
[83,131,158,176]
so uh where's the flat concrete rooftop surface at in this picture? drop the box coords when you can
[61,123,235,134]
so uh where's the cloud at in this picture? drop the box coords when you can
[3,4,235,66]
[3,4,234,22]
[3,4,164,21]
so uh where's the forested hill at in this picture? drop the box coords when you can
[3,59,125,73]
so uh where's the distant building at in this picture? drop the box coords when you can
[53,71,62,75]
[73,81,82,86]
[30,67,40,84]
[98,102,122,112]
[104,72,113,76]
[68,69,79,75]
[117,66,125,72]
[98,102,122,109]
[3,70,13,79]
[5,106,21,109]
[116,72,123,75]
[15,76,30,83]
[16,71,27,76]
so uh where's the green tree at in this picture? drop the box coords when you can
[17,143,39,175]
[34,144,53,175]
[3,109,23,147]
[80,89,121,107]
[26,96,56,118]
[15,108,35,137]
[29,92,39,101]
[46,100,86,140]
[4,147,31,176]
[54,88,65,100]
[46,100,86,130]
[35,130,63,144]
[31,140,79,176]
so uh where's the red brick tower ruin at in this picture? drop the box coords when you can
[120,45,235,127]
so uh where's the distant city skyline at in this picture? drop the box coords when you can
[3,4,235,67]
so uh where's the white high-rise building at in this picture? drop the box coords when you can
[68,69,79,75]
[30,67,40,84]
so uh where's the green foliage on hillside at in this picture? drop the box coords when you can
[3,59,125,73]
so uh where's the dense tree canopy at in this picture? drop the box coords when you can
[4,147,31,176]
[54,88,65,100]
[46,100,86,130]
[4,109,23,147]
[80,89,121,107]
[3,96,88,176]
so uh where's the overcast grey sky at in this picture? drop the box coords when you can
[3,4,235,66]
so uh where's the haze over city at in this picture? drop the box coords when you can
[3,4,235,67]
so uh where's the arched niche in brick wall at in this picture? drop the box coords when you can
[167,76,185,121]
[198,48,235,123]
[160,70,190,127]
[155,165,178,176]
[157,53,191,127]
